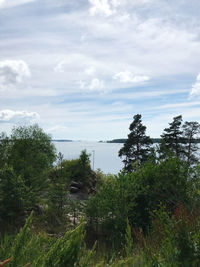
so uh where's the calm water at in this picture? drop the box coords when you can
[54,141,124,174]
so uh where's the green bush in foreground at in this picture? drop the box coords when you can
[0,214,96,267]
[1,205,200,266]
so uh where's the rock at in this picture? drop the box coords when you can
[70,181,83,189]
[88,187,96,194]
[70,186,79,193]
[69,192,87,201]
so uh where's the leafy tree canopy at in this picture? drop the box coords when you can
[0,124,57,207]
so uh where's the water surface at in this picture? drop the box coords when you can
[54,141,124,174]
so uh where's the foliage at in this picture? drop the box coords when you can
[86,173,135,248]
[0,132,10,169]
[78,149,92,185]
[7,212,48,267]
[159,115,184,160]
[140,204,200,266]
[0,215,96,267]
[79,149,91,168]
[119,114,153,172]
[183,121,200,165]
[0,234,14,262]
[131,158,188,228]
[87,158,189,248]
[0,166,27,229]
[48,153,69,218]
[51,150,93,187]
[125,219,133,258]
[0,124,56,209]
[40,220,85,267]
[1,117,200,266]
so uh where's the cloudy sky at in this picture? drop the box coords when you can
[0,0,200,140]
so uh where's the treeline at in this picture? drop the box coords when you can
[108,138,200,144]
[119,114,200,171]
[1,115,200,266]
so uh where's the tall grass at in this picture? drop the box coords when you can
[1,205,200,266]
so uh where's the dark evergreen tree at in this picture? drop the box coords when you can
[159,115,184,160]
[182,121,200,165]
[78,149,91,185]
[119,114,152,172]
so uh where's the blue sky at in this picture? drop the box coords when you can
[0,0,200,140]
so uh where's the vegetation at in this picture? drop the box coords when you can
[107,138,163,144]
[119,114,153,172]
[183,120,200,165]
[1,116,200,266]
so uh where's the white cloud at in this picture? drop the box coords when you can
[0,0,5,7]
[113,71,150,83]
[0,0,36,8]
[79,80,86,89]
[46,125,69,133]
[88,0,157,17]
[190,73,200,98]
[1,0,200,140]
[0,60,30,86]
[153,101,200,110]
[111,0,122,7]
[89,0,114,16]
[130,0,156,5]
[89,78,105,90]
[54,61,65,73]
[85,67,96,76]
[79,78,105,91]
[54,55,99,77]
[0,109,39,123]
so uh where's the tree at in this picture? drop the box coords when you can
[78,149,92,185]
[182,121,200,165]
[159,115,184,160]
[79,149,91,167]
[0,124,57,208]
[86,173,133,248]
[53,150,93,186]
[86,158,189,244]
[119,114,152,172]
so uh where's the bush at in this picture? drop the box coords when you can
[0,214,96,267]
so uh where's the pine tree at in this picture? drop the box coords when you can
[159,115,184,160]
[182,121,200,165]
[119,114,152,172]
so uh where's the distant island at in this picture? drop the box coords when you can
[107,138,200,144]
[107,138,161,143]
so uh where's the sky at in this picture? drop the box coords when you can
[0,0,200,140]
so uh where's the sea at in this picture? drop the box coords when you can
[53,141,124,174]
